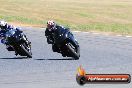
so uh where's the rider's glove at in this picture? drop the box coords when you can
[1,39,6,44]
[47,36,54,44]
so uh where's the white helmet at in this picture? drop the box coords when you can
[47,20,56,31]
[0,20,7,27]
[0,20,7,30]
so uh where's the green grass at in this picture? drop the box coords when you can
[0,15,44,24]
[0,0,132,35]
[75,23,132,35]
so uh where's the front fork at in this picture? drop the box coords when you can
[21,34,31,46]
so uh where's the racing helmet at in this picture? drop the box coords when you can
[47,20,56,31]
[0,20,7,30]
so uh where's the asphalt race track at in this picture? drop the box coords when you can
[0,27,132,88]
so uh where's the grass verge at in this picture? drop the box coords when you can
[0,0,132,35]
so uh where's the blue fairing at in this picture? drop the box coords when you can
[53,26,78,46]
[53,28,69,44]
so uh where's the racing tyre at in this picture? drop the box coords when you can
[66,43,80,60]
[19,44,32,58]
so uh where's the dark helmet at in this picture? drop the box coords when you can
[47,20,56,31]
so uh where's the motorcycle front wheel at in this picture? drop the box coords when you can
[66,42,80,60]
[19,43,32,58]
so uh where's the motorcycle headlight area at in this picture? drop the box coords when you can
[6,33,11,37]
[6,30,16,37]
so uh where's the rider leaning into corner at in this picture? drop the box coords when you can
[0,20,30,55]
[45,20,77,53]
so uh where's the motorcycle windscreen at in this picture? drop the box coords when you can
[53,29,69,44]
[6,29,21,44]
[6,29,16,37]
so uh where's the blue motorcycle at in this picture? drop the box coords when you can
[51,28,80,59]
[5,29,32,58]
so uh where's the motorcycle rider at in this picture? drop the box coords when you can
[0,20,30,55]
[45,20,72,53]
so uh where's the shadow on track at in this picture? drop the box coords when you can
[35,57,76,60]
[0,57,28,59]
